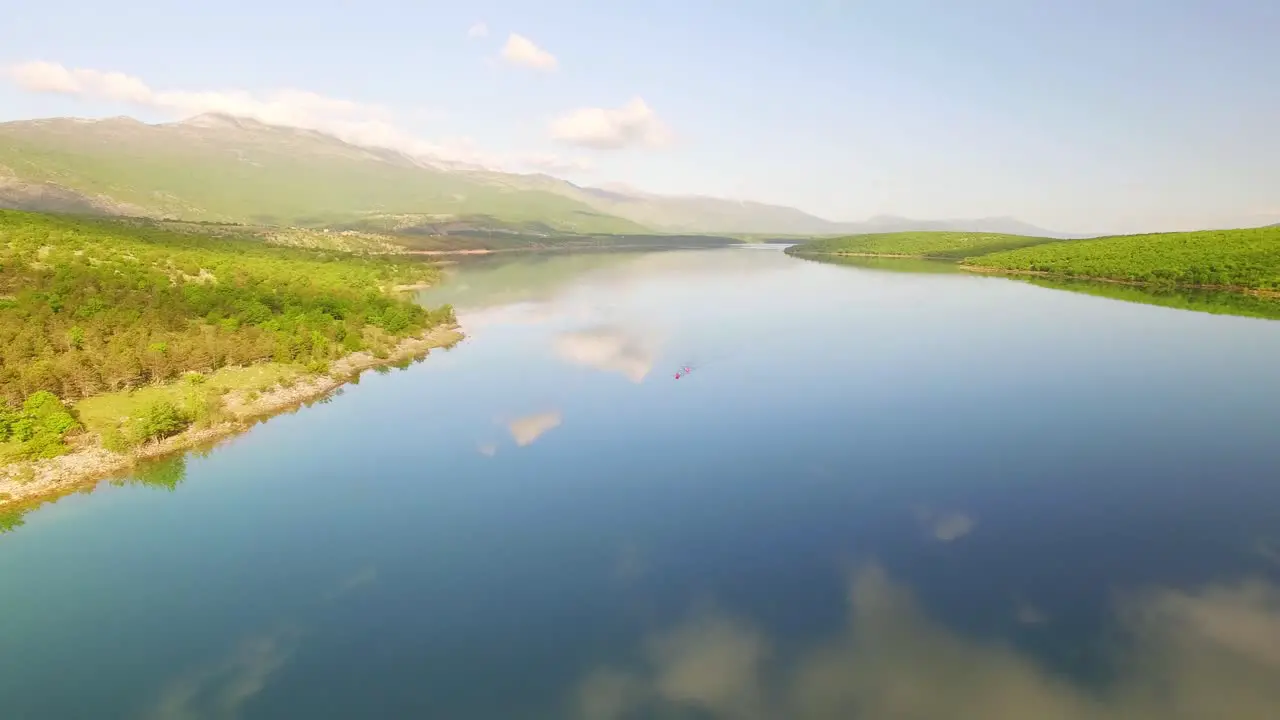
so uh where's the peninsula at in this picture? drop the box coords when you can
[786,226,1280,297]
[0,210,461,509]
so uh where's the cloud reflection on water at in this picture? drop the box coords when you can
[459,301,559,330]
[554,325,660,383]
[571,565,1280,720]
[507,411,563,447]
[915,506,977,542]
[147,565,382,719]
[147,625,302,720]
[1256,538,1280,567]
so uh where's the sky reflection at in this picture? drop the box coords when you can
[572,564,1280,720]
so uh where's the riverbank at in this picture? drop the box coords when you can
[959,264,1280,299]
[0,325,464,510]
[784,227,1280,303]
[788,250,947,260]
[783,231,1062,260]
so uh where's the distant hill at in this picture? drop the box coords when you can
[0,114,646,234]
[490,172,1071,237]
[0,113,1069,238]
[521,178,852,235]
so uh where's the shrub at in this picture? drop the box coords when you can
[130,400,191,445]
[0,391,80,460]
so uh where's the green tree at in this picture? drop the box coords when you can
[131,400,190,445]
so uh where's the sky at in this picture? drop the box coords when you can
[1,0,1277,234]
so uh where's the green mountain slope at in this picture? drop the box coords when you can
[0,113,1070,238]
[0,115,647,234]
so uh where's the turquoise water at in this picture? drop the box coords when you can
[2,246,1279,719]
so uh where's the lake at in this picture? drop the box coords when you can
[2,246,1279,719]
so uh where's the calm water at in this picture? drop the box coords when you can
[3,247,1280,719]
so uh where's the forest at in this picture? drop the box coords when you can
[966,226,1280,291]
[0,210,455,461]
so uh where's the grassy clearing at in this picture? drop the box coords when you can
[74,364,301,446]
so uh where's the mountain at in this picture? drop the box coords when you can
[470,171,1072,237]
[0,113,1068,238]
[0,114,647,234]
[506,176,851,235]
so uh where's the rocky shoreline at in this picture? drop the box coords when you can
[0,325,464,510]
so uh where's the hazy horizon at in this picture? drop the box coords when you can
[2,1,1276,235]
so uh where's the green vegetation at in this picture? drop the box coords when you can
[0,391,80,461]
[124,455,188,491]
[966,226,1280,291]
[76,364,305,452]
[1018,276,1280,321]
[789,225,1280,294]
[0,209,456,460]
[0,117,647,234]
[787,225,1280,319]
[788,254,963,275]
[0,505,25,533]
[785,231,1060,259]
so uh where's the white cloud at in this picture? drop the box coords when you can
[0,60,523,171]
[501,33,559,71]
[507,411,563,446]
[549,97,671,151]
[468,21,489,39]
[6,61,397,125]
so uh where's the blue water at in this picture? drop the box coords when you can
[2,246,1279,719]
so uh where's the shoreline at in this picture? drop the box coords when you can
[787,251,950,260]
[0,324,464,511]
[958,265,1280,299]
[402,242,743,258]
[788,251,1280,300]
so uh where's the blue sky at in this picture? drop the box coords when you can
[1,0,1277,234]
